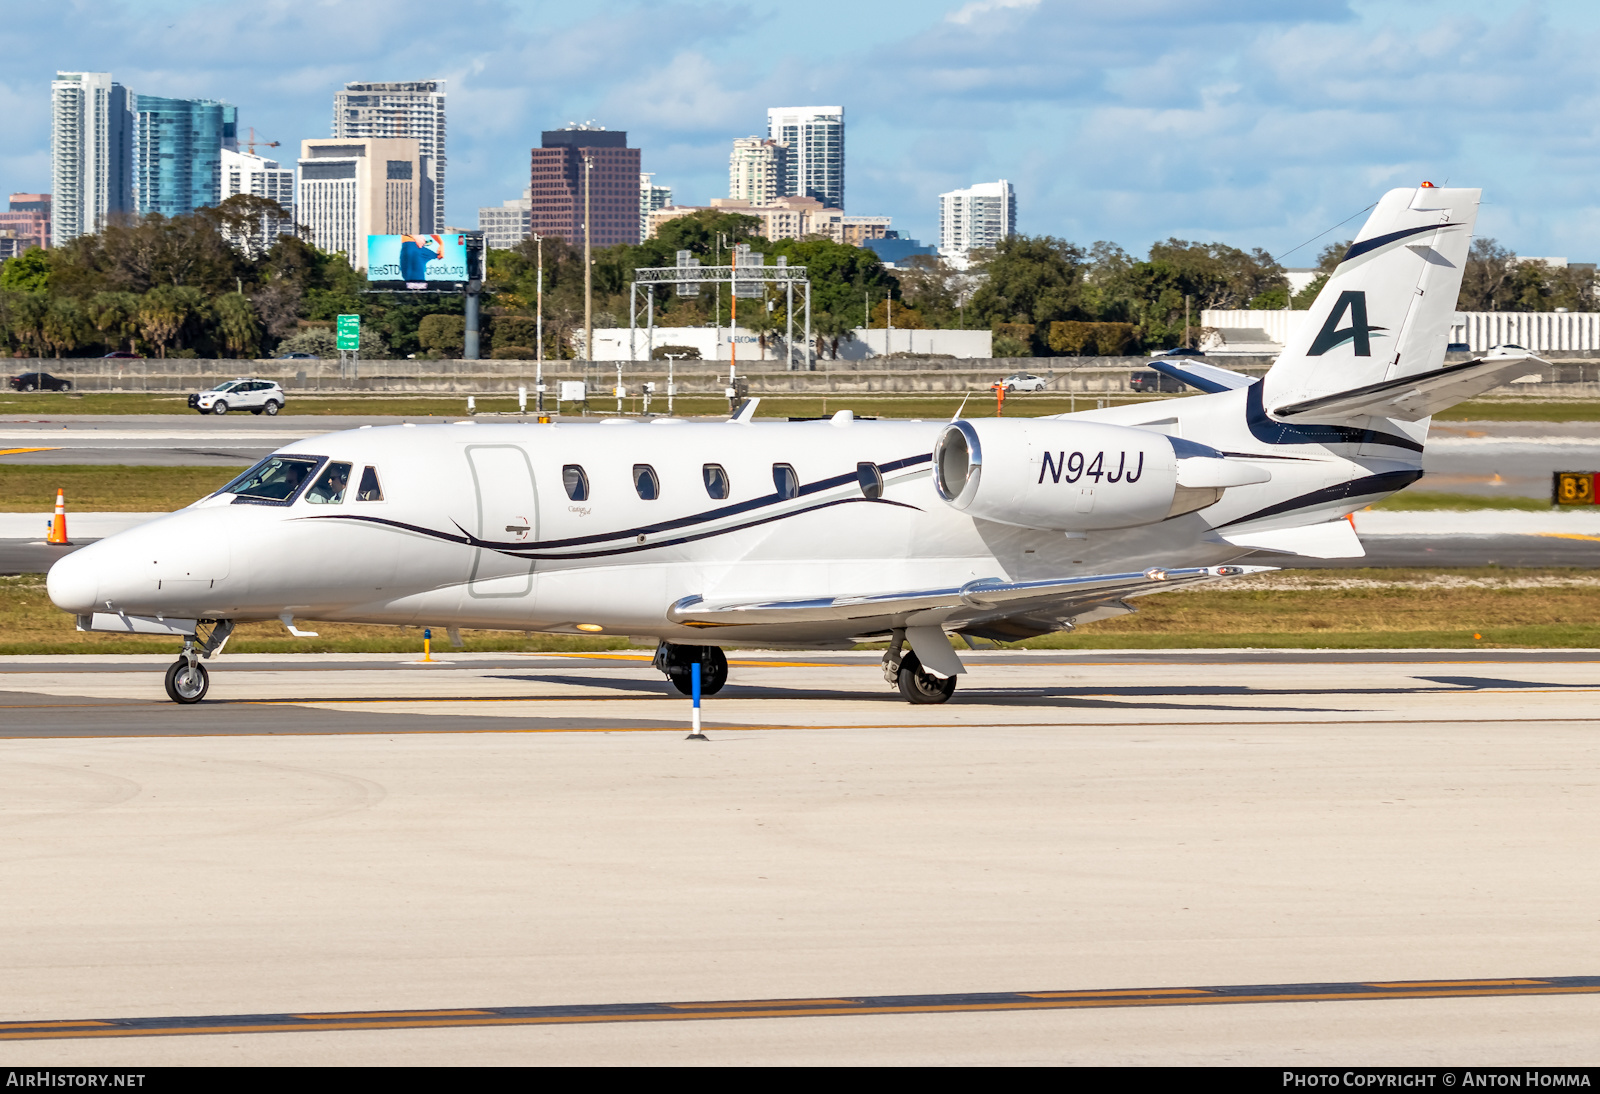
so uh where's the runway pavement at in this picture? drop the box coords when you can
[0,650,1597,1064]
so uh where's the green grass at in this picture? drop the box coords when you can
[0,465,248,511]
[1368,491,1552,511]
[1435,398,1600,422]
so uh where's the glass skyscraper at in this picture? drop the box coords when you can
[133,96,236,217]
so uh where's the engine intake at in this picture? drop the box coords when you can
[933,419,1268,531]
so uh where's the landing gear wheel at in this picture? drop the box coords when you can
[897,650,956,705]
[211,400,228,415]
[164,659,209,704]
[662,644,728,696]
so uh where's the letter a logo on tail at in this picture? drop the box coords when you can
[1308,290,1386,357]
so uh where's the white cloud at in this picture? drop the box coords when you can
[945,0,1038,25]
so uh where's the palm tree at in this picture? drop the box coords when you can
[41,297,88,359]
[137,285,203,359]
[214,292,261,358]
[86,292,139,353]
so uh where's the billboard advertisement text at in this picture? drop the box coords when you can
[367,234,469,283]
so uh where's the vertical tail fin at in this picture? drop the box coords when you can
[1264,185,1480,410]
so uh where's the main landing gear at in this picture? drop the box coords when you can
[882,631,957,705]
[654,642,728,696]
[163,620,235,704]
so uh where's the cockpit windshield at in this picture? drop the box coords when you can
[217,455,323,503]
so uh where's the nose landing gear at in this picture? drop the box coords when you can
[654,642,729,696]
[163,620,235,704]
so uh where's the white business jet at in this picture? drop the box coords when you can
[49,185,1540,705]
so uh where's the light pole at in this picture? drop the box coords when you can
[533,232,545,413]
[582,152,594,381]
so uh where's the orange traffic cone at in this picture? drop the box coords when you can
[46,488,70,545]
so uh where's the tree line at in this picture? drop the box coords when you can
[0,195,1590,361]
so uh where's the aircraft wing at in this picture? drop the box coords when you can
[1272,353,1547,423]
[667,564,1273,630]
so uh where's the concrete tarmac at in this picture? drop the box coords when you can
[0,650,1597,1064]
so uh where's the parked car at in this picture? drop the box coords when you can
[1445,343,1471,353]
[277,353,319,360]
[188,378,286,416]
[100,351,142,359]
[998,372,1048,392]
[1150,346,1205,357]
[7,371,72,392]
[1129,370,1184,393]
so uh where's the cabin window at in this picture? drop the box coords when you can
[773,463,799,500]
[703,463,730,499]
[305,462,353,504]
[219,455,322,503]
[563,464,589,501]
[356,466,383,501]
[857,462,883,500]
[633,464,660,500]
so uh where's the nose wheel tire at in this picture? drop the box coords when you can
[164,659,209,704]
[897,651,956,704]
[662,644,728,696]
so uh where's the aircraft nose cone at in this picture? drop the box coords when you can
[47,547,99,615]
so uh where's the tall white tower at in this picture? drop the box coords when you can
[220,148,296,254]
[939,179,1016,258]
[50,71,134,244]
[333,80,446,232]
[766,106,843,209]
[728,137,788,205]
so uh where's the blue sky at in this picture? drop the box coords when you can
[7,0,1600,262]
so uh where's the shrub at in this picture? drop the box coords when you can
[651,344,702,360]
[491,345,537,359]
[1047,321,1137,356]
[418,314,466,357]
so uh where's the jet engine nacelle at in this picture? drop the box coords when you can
[932,419,1269,531]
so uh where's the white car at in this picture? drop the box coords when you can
[999,372,1048,393]
[189,379,286,416]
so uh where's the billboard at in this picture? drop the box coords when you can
[367,234,470,286]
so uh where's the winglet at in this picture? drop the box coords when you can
[951,393,971,421]
[729,397,761,424]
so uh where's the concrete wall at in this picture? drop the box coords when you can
[14,353,1600,397]
[581,326,993,361]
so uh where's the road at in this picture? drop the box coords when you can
[0,649,1596,1064]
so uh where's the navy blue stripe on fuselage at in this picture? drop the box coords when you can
[1342,222,1461,263]
[1245,382,1423,453]
[1214,469,1424,530]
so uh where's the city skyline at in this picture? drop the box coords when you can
[7,2,1600,258]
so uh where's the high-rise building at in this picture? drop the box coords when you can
[221,148,296,253]
[939,179,1016,257]
[639,173,671,241]
[0,194,52,250]
[766,106,843,209]
[132,96,235,217]
[528,126,642,247]
[842,216,891,247]
[479,188,531,251]
[333,81,446,232]
[50,72,134,244]
[296,137,423,271]
[728,137,788,205]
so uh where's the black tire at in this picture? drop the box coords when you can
[211,400,228,415]
[897,650,956,705]
[250,407,263,415]
[164,659,209,704]
[665,645,728,696]
[263,400,281,416]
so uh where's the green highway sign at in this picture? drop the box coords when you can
[336,314,360,351]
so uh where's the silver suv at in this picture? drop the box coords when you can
[189,378,286,416]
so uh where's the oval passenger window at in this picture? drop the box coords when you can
[773,463,798,500]
[857,462,883,500]
[703,464,730,499]
[563,464,589,501]
[633,464,660,500]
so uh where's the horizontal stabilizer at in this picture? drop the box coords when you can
[668,565,1275,629]
[1150,360,1257,393]
[1272,353,1547,423]
[1212,519,1365,559]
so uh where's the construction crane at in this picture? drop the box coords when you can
[242,127,280,156]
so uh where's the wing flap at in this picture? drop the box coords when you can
[1272,353,1546,423]
[667,565,1275,628]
